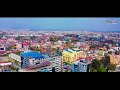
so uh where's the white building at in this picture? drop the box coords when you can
[72,59,91,72]
[16,42,22,51]
[0,46,5,51]
[50,56,63,72]
[39,63,59,72]
[9,53,21,62]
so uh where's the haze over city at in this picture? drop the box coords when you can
[0,18,119,31]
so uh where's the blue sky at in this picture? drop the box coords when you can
[0,18,119,31]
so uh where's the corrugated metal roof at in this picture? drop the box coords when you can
[21,52,45,59]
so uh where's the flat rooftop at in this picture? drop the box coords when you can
[21,52,45,59]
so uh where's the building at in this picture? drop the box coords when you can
[72,59,91,72]
[62,48,85,64]
[43,52,63,72]
[38,63,59,72]
[109,54,120,64]
[50,56,63,72]
[9,53,21,62]
[22,42,30,50]
[0,45,6,56]
[30,41,39,47]
[16,42,22,50]
[21,52,51,69]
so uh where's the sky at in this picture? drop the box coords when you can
[0,18,119,31]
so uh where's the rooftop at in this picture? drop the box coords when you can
[26,61,51,69]
[69,48,81,52]
[65,49,73,53]
[21,52,45,59]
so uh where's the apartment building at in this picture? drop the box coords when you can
[62,48,85,64]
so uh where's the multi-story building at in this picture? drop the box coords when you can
[43,51,63,72]
[62,48,85,64]
[0,45,6,56]
[9,53,21,62]
[50,56,63,72]
[0,45,5,51]
[72,59,91,72]
[109,54,120,64]
[16,42,22,51]
[38,63,59,72]
[21,52,51,69]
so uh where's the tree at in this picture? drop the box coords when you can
[12,46,16,49]
[108,51,112,54]
[69,45,74,49]
[97,66,107,72]
[90,67,97,72]
[106,45,110,50]
[91,59,102,70]
[66,41,69,45]
[91,45,95,49]
[15,36,21,40]
[15,51,21,55]
[107,64,116,71]
[11,66,16,70]
[104,56,110,67]
[65,70,69,72]
[53,37,58,42]
[87,64,91,72]
[50,37,54,41]
[30,36,36,40]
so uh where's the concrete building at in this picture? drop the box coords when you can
[21,52,51,69]
[43,52,63,72]
[109,54,120,64]
[72,59,91,72]
[62,48,85,64]
[16,42,22,51]
[38,63,59,72]
[50,56,63,72]
[9,53,21,62]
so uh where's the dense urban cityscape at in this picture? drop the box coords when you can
[0,29,120,72]
[0,18,119,72]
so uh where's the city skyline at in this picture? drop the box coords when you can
[0,18,119,31]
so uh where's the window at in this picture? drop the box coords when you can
[36,62,40,65]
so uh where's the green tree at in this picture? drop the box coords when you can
[50,37,53,41]
[53,37,58,42]
[15,51,21,55]
[91,59,102,70]
[65,70,69,72]
[104,56,110,67]
[30,36,36,40]
[11,66,16,70]
[97,66,107,72]
[90,67,97,72]
[66,41,69,45]
[69,45,74,49]
[87,64,91,72]
[106,45,110,50]
[12,46,16,49]
[107,64,116,71]
[108,51,112,54]
[15,36,21,40]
